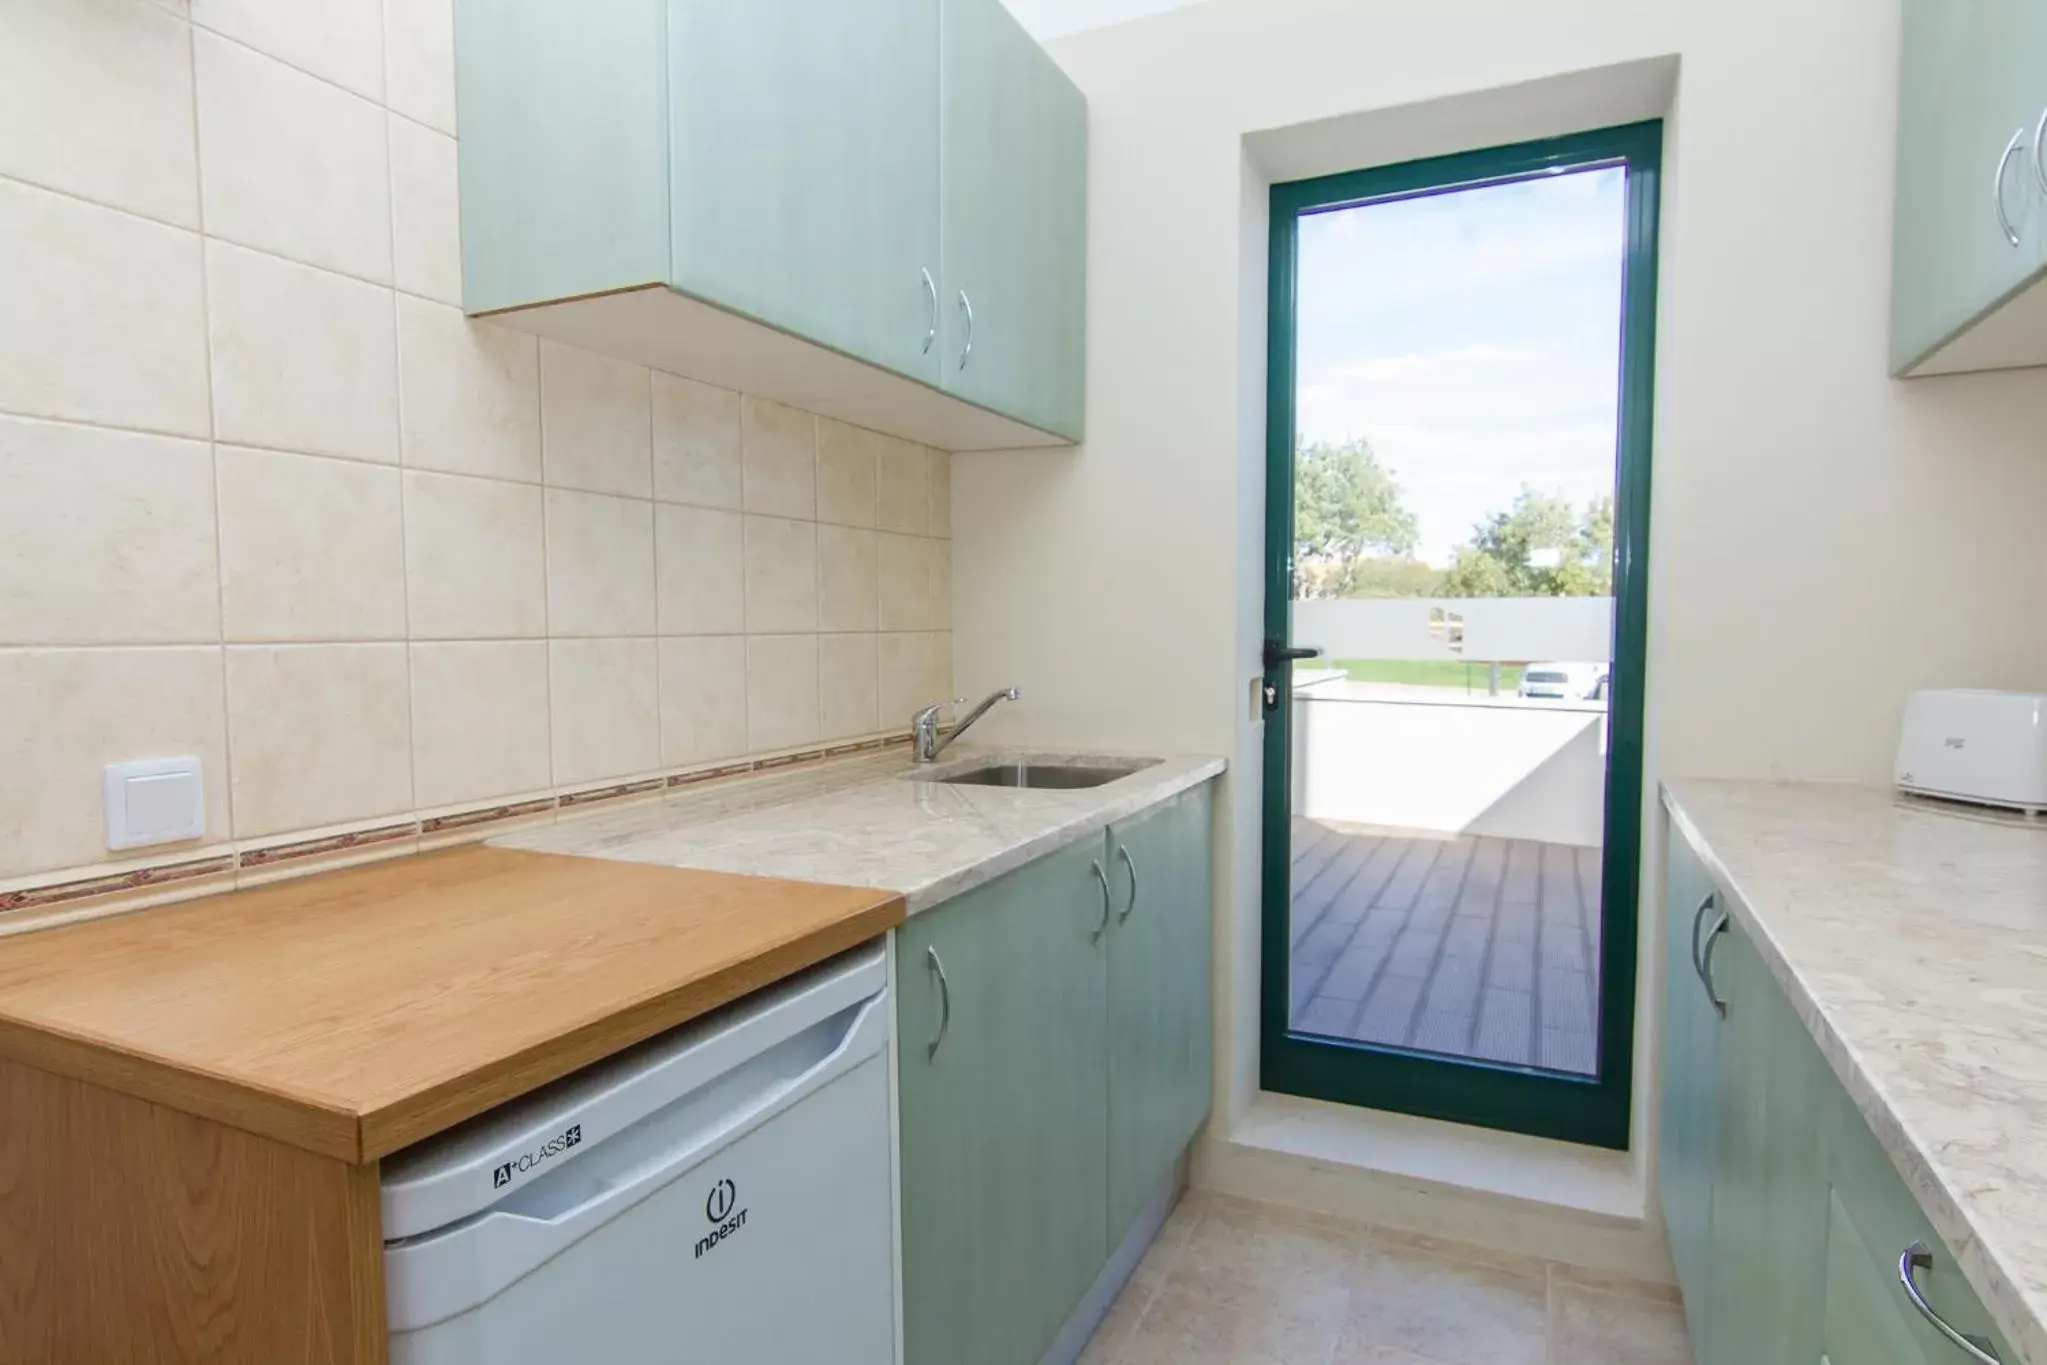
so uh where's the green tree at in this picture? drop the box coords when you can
[1292,437,1422,599]
[1438,488,1614,598]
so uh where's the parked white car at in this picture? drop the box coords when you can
[1518,661,1609,701]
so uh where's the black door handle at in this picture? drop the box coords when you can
[1263,638,1325,671]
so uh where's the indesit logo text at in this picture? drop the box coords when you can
[491,1123,583,1190]
[696,1177,748,1259]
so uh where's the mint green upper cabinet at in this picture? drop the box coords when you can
[1657,830,1722,1363]
[895,835,1111,1365]
[1891,0,2047,375]
[455,0,671,312]
[1106,787,1214,1245]
[939,0,1088,440]
[669,0,942,385]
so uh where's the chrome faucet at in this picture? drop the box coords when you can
[912,686,1020,764]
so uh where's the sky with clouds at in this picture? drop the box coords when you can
[1294,166,1627,568]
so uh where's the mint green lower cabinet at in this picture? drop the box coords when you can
[1699,920,1826,1365]
[896,834,1111,1365]
[1658,829,1721,1362]
[1662,816,2011,1365]
[1823,1191,1939,1365]
[1106,786,1214,1245]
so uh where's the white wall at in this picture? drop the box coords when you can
[1292,699,1607,847]
[953,0,2047,1177]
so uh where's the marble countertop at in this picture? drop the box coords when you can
[1662,779,2047,1365]
[497,746,1227,914]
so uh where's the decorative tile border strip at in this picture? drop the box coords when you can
[239,821,418,871]
[0,853,238,914]
[2,732,919,924]
[419,798,559,836]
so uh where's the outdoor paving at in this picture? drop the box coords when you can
[1287,821,1603,1076]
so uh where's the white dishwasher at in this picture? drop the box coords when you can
[382,941,897,1365]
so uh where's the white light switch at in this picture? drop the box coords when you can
[103,757,205,851]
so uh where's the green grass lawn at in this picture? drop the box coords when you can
[1329,659,1526,691]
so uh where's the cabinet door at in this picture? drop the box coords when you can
[1658,826,1722,1360]
[1827,1072,2017,1365]
[1701,919,1829,1365]
[669,0,942,385]
[896,835,1112,1365]
[1822,1192,1936,1365]
[939,0,1087,439]
[1890,0,2047,373]
[1106,787,1214,1244]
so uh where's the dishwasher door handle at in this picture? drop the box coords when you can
[384,990,890,1333]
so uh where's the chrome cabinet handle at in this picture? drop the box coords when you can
[925,946,951,1061]
[1994,127,2027,248]
[1687,890,1716,979]
[1089,860,1112,942]
[957,289,974,371]
[1116,844,1139,922]
[1900,1243,2001,1362]
[1698,911,1730,1018]
[920,268,937,355]
[2033,110,2047,199]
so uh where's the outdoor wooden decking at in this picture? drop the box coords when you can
[1287,822,1602,1076]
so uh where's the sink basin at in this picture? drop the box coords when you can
[935,760,1153,790]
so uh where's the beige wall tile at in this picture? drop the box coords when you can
[879,632,944,731]
[659,635,747,765]
[0,647,232,878]
[410,640,551,808]
[933,631,954,698]
[193,0,385,102]
[540,340,652,497]
[743,515,818,634]
[207,240,399,463]
[652,372,742,509]
[655,505,744,636]
[816,419,880,527]
[877,435,931,535]
[194,32,392,282]
[879,532,942,631]
[224,643,412,837]
[384,0,455,135]
[819,633,879,741]
[218,446,405,642]
[934,539,953,627]
[397,297,541,480]
[0,0,199,226]
[0,180,209,435]
[817,525,878,633]
[746,635,819,752]
[741,397,816,519]
[550,637,659,785]
[0,416,217,646]
[389,115,460,305]
[545,489,655,637]
[402,470,545,638]
[928,449,951,537]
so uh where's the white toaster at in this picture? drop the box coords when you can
[1895,689,2047,814]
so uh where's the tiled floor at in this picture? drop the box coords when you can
[1080,1191,1690,1365]
[1288,824,1603,1076]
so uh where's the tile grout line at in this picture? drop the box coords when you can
[184,4,242,860]
[385,88,422,824]
[1463,836,1517,1058]
[1396,834,1482,1049]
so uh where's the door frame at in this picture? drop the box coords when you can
[1258,121,1663,1151]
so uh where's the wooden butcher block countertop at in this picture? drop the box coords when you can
[0,846,903,1164]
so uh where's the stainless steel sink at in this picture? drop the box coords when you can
[935,760,1153,790]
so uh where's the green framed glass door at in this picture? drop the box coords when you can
[1259,122,1663,1150]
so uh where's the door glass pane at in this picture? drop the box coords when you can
[1285,167,1626,1077]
